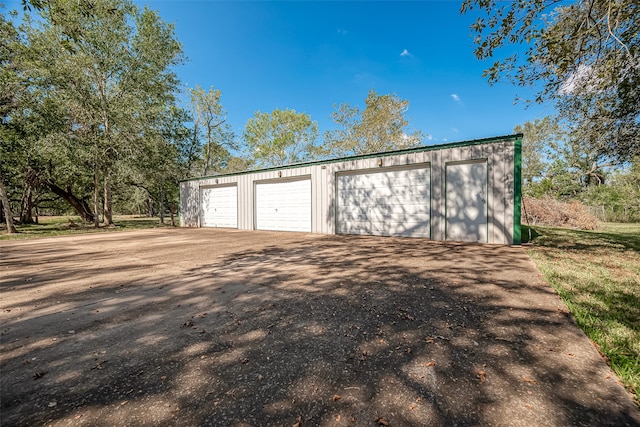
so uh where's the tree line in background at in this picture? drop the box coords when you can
[0,0,424,232]
[2,0,638,233]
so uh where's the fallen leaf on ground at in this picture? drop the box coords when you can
[91,360,108,370]
[33,371,48,380]
[521,376,537,384]
[476,370,486,383]
[375,417,390,426]
[332,394,341,401]
[423,361,436,367]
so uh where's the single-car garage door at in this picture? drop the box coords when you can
[199,185,238,228]
[445,161,488,242]
[255,178,312,232]
[337,166,431,238]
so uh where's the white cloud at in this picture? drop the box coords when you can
[443,138,449,142]
[426,134,433,141]
[451,127,459,133]
[400,49,411,57]
[337,28,348,35]
[450,93,461,102]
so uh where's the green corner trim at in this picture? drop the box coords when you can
[513,136,523,245]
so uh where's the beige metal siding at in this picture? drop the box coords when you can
[180,136,519,244]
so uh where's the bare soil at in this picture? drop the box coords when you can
[1,229,639,426]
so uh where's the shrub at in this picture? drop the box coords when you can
[522,197,599,230]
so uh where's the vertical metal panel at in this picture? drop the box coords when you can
[179,181,200,227]
[445,160,488,242]
[503,141,515,244]
[326,164,336,234]
[493,142,507,243]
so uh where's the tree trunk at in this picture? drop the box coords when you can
[93,165,100,228]
[0,175,17,234]
[159,179,165,224]
[103,168,113,225]
[147,197,154,217]
[19,184,35,224]
[46,182,95,223]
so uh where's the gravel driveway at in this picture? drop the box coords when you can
[1,228,639,426]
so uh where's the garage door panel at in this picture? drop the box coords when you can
[255,179,311,232]
[337,167,431,238]
[338,187,430,200]
[369,221,430,237]
[199,186,238,228]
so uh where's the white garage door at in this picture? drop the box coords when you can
[199,185,238,228]
[255,178,311,232]
[337,167,431,238]
[446,161,488,242]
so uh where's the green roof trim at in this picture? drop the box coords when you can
[513,135,523,245]
[180,133,523,183]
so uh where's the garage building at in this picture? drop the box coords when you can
[180,134,522,244]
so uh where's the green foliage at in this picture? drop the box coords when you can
[515,117,559,184]
[0,214,171,240]
[4,0,185,225]
[462,0,639,162]
[243,108,319,168]
[526,223,640,402]
[323,88,423,157]
[188,85,237,176]
[581,159,640,222]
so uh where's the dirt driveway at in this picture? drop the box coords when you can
[1,229,639,426]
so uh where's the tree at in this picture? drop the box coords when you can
[514,117,561,184]
[243,109,319,168]
[188,85,237,176]
[0,172,17,233]
[323,88,423,157]
[0,11,22,231]
[22,0,183,226]
[461,0,639,162]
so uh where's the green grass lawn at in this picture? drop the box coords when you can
[0,215,174,240]
[524,223,640,404]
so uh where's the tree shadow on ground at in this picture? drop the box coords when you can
[1,230,639,426]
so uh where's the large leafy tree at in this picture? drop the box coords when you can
[0,11,22,232]
[188,85,237,176]
[515,117,561,184]
[323,88,423,157]
[461,0,639,162]
[243,108,319,168]
[22,0,183,226]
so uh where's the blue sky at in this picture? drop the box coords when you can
[7,0,555,145]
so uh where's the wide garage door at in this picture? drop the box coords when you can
[255,178,311,232]
[445,161,488,242]
[337,166,431,238]
[199,185,238,228]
